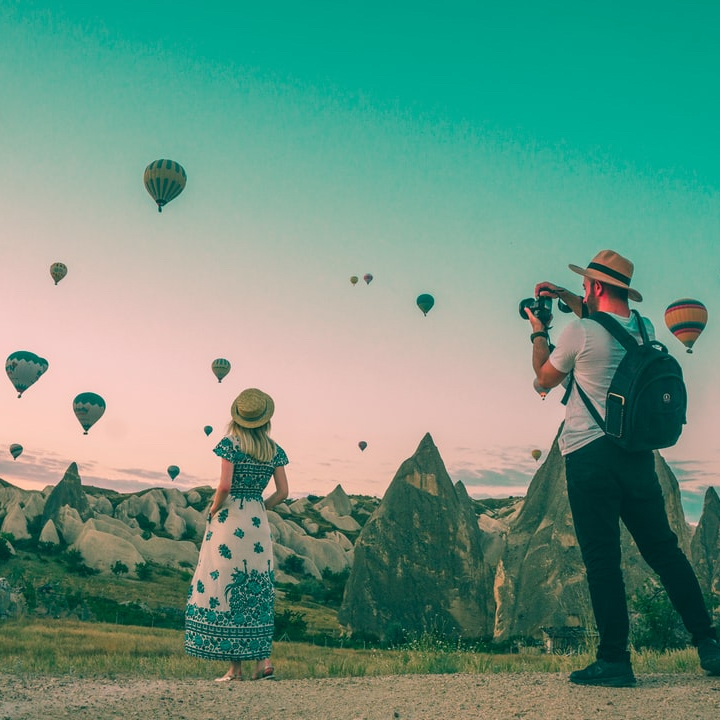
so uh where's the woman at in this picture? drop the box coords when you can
[185,388,289,682]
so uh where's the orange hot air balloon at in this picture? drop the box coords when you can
[358,441,367,451]
[531,449,542,462]
[664,299,707,353]
[363,273,373,285]
[350,276,359,286]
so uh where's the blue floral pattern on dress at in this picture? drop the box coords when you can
[185,438,288,661]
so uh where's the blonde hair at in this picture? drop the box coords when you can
[226,420,277,463]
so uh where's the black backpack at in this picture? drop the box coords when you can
[563,310,687,451]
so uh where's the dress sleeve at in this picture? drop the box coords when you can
[273,444,289,467]
[213,436,237,462]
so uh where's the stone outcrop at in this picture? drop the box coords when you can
[339,433,494,641]
[691,487,720,606]
[493,432,697,642]
[42,462,92,525]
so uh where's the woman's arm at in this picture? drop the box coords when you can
[264,465,289,511]
[208,458,233,519]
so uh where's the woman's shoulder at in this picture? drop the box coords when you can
[213,435,241,461]
[273,443,289,466]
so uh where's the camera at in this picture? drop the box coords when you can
[518,287,572,326]
[518,295,553,326]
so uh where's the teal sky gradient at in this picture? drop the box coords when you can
[1,1,719,521]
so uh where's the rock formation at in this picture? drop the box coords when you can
[493,432,697,642]
[691,487,720,608]
[42,462,92,524]
[339,433,494,641]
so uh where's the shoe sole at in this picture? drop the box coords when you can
[570,677,636,688]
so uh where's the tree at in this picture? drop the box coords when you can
[111,560,129,577]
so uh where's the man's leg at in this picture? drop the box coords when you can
[565,438,630,663]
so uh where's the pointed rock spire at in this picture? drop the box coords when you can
[339,433,494,641]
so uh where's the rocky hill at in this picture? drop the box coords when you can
[2,431,719,644]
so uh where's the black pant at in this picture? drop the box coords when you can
[565,436,715,662]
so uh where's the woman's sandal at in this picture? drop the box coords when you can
[251,662,275,681]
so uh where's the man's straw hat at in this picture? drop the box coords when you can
[231,388,275,428]
[568,249,643,302]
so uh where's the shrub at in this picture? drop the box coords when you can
[135,562,152,580]
[630,580,690,651]
[280,554,306,575]
[274,609,307,641]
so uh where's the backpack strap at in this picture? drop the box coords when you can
[560,310,645,430]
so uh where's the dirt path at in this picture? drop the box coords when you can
[2,672,720,720]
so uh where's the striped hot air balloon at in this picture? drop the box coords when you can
[143,159,187,212]
[9,443,23,460]
[73,392,106,434]
[211,358,231,383]
[664,299,707,354]
[5,351,49,398]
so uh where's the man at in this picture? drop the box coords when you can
[526,249,720,687]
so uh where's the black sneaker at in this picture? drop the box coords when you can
[698,638,720,676]
[569,659,636,687]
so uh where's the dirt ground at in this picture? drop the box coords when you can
[1,671,720,720]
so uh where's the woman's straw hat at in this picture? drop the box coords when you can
[568,249,643,302]
[231,388,275,428]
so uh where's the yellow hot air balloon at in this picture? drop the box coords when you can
[211,358,231,383]
[416,293,435,316]
[531,449,542,462]
[143,159,187,212]
[9,443,23,460]
[664,299,707,353]
[350,276,359,286]
[50,262,67,285]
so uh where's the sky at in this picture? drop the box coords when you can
[1,1,719,522]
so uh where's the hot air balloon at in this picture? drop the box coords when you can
[73,392,106,434]
[350,276,359,286]
[211,358,231,383]
[50,262,67,285]
[531,449,542,462]
[533,378,550,400]
[204,425,213,436]
[143,159,187,213]
[416,293,435,316]
[364,273,373,285]
[358,441,367,452]
[5,351,49,398]
[167,465,180,481]
[9,443,23,460]
[664,299,707,353]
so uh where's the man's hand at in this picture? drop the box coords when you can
[524,307,551,333]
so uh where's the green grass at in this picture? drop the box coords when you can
[0,618,707,680]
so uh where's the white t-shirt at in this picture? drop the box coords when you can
[549,312,655,455]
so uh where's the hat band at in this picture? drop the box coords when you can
[587,262,631,286]
[237,400,268,422]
